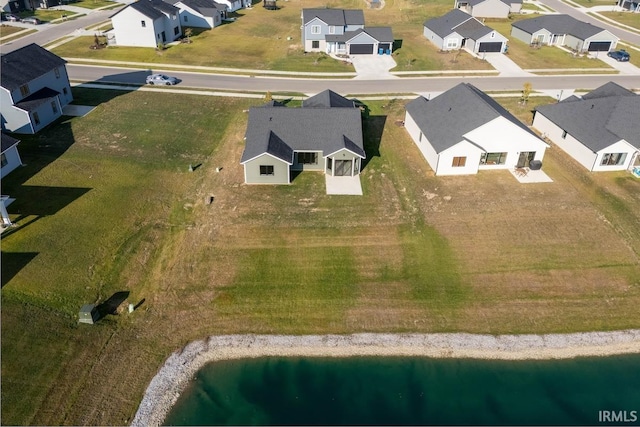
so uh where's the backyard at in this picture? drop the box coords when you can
[1,87,639,425]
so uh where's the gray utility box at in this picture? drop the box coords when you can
[79,304,99,324]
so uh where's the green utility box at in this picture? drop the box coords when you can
[79,304,99,324]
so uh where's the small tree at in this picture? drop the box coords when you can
[93,33,100,47]
[184,27,193,43]
[521,82,532,105]
[264,91,273,102]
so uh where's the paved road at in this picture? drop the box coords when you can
[69,64,640,94]
[0,8,119,53]
[538,0,640,45]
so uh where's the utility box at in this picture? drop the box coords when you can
[79,304,99,324]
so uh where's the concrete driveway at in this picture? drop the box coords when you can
[592,52,640,75]
[482,53,532,77]
[350,54,398,79]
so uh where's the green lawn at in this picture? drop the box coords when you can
[65,0,119,9]
[565,0,617,7]
[0,24,36,42]
[2,88,639,426]
[596,11,640,30]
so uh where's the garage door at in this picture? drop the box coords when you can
[588,41,611,52]
[350,44,374,54]
[478,42,503,53]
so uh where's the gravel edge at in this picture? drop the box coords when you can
[132,331,640,426]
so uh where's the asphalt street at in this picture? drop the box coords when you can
[69,64,640,94]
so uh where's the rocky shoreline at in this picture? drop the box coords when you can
[132,330,640,426]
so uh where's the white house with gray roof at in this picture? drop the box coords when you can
[109,0,182,48]
[404,83,549,176]
[423,9,508,53]
[511,14,618,52]
[454,0,520,18]
[533,82,640,172]
[241,90,365,185]
[301,9,393,55]
[173,0,227,28]
[1,44,72,135]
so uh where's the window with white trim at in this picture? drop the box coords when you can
[296,152,318,165]
[141,20,146,27]
[446,38,459,49]
[260,165,274,175]
[329,26,335,34]
[600,153,627,166]
[311,25,321,34]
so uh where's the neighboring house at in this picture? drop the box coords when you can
[2,0,59,12]
[1,43,73,134]
[423,9,508,53]
[404,83,549,176]
[1,133,22,179]
[214,0,248,12]
[1,133,21,227]
[617,0,639,12]
[173,0,226,28]
[241,90,366,184]
[454,0,520,18]
[511,14,619,52]
[301,9,394,55]
[109,0,182,48]
[532,82,640,172]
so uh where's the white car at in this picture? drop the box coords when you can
[145,74,179,85]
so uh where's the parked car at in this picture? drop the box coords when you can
[145,74,179,85]
[21,17,42,24]
[607,50,630,62]
[3,13,21,22]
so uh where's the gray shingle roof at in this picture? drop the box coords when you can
[406,83,541,153]
[114,0,179,20]
[582,81,635,100]
[242,104,364,163]
[302,8,364,26]
[1,133,20,154]
[0,44,66,92]
[424,9,472,38]
[536,84,640,152]
[15,87,60,112]
[303,89,355,108]
[178,0,226,16]
[325,26,394,43]
[453,16,493,39]
[512,14,611,40]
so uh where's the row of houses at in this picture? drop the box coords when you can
[240,83,640,185]
[423,9,619,54]
[301,7,618,57]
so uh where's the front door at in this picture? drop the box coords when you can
[334,160,352,176]
[517,151,535,168]
[161,31,166,42]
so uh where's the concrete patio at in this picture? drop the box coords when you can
[325,175,363,195]
[509,168,554,183]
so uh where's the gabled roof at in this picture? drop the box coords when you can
[242,104,364,163]
[581,81,635,100]
[453,16,494,39]
[536,83,640,152]
[15,87,60,112]
[176,0,226,16]
[325,26,394,43]
[424,9,473,38]
[0,44,67,92]
[1,133,20,154]
[302,8,364,26]
[466,0,514,7]
[112,0,179,20]
[512,14,613,40]
[303,89,355,108]
[406,83,541,154]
